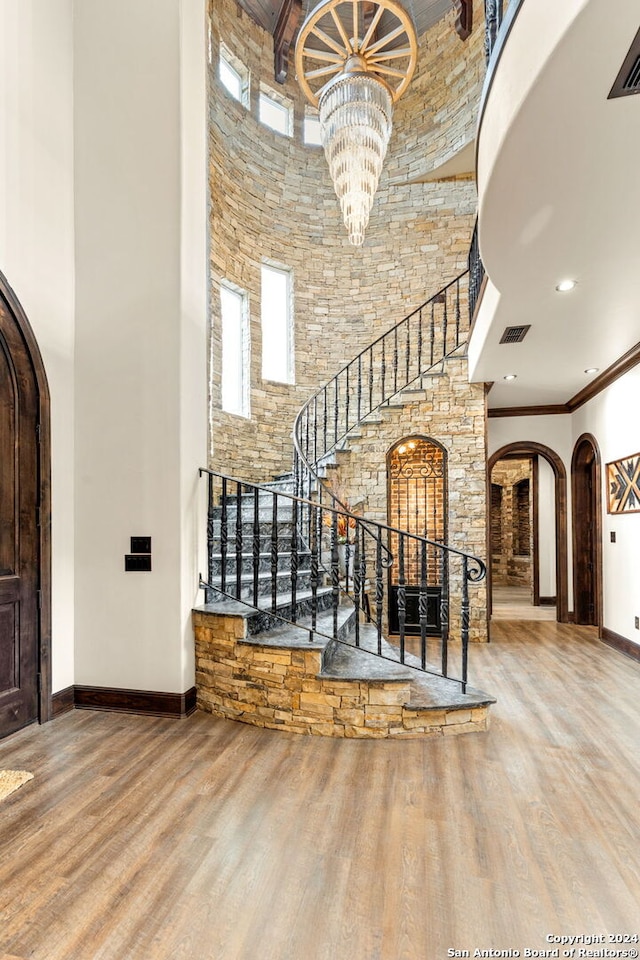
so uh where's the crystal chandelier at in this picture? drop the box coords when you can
[295,0,417,246]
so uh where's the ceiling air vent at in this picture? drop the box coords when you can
[609,26,640,99]
[499,325,531,344]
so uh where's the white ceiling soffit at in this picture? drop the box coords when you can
[471,0,640,410]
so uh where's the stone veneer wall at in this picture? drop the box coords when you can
[208,0,486,483]
[490,458,533,588]
[324,357,488,641]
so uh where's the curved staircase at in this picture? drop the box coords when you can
[194,270,496,738]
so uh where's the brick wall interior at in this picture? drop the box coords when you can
[388,438,445,585]
[490,459,533,588]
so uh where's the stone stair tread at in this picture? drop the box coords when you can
[319,640,414,682]
[406,673,496,711]
[195,585,333,618]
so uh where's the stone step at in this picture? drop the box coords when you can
[208,551,311,577]
[200,586,336,637]
[209,568,315,601]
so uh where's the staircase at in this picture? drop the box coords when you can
[194,270,496,738]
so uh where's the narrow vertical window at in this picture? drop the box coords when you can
[261,264,293,384]
[219,45,249,107]
[221,283,250,417]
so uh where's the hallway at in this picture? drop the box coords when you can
[491,585,557,621]
[0,622,638,960]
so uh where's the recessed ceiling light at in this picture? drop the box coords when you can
[555,279,577,292]
[503,374,517,381]
[584,367,599,375]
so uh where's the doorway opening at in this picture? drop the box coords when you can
[488,442,568,624]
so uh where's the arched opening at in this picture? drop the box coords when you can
[0,271,51,738]
[387,435,447,635]
[488,442,568,624]
[571,433,602,630]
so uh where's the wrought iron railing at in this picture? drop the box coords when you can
[199,468,486,691]
[468,220,485,321]
[292,271,469,515]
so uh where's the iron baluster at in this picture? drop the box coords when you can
[310,506,319,637]
[359,525,368,628]
[220,477,228,595]
[334,377,339,448]
[290,495,298,623]
[205,472,215,603]
[381,339,386,404]
[271,493,278,612]
[305,407,310,463]
[375,528,383,656]
[331,510,339,639]
[357,355,362,423]
[405,320,410,386]
[430,300,435,366]
[313,395,318,466]
[323,387,328,457]
[368,347,374,411]
[461,556,470,692]
[353,523,361,647]
[398,534,406,664]
[455,276,461,346]
[345,363,350,434]
[440,548,449,678]
[235,482,243,600]
[443,289,448,358]
[393,326,398,395]
[252,486,260,606]
[419,539,428,670]
[418,307,423,373]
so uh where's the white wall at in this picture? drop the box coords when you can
[0,0,76,692]
[73,0,208,692]
[537,456,556,598]
[573,367,640,647]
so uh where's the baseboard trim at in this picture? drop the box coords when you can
[53,685,197,719]
[601,627,640,663]
[539,596,557,606]
[51,685,75,718]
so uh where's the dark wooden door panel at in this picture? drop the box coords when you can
[0,302,40,738]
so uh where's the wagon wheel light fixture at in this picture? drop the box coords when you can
[295,0,417,246]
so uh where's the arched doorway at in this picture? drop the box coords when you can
[0,271,51,738]
[387,436,446,634]
[488,442,568,623]
[571,433,602,629]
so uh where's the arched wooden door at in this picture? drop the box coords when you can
[572,434,602,628]
[0,274,51,738]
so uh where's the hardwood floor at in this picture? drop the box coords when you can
[1,621,639,960]
[492,585,557,620]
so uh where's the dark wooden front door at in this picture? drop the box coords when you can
[0,299,40,738]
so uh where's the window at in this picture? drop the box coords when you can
[259,88,292,136]
[219,45,249,107]
[303,112,323,146]
[261,264,293,384]
[220,283,250,417]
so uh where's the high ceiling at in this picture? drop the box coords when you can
[472,0,640,410]
[236,0,455,81]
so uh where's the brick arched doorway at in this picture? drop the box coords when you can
[387,436,447,635]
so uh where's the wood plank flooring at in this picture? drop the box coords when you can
[0,621,639,960]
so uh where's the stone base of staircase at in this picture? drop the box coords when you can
[193,605,495,739]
